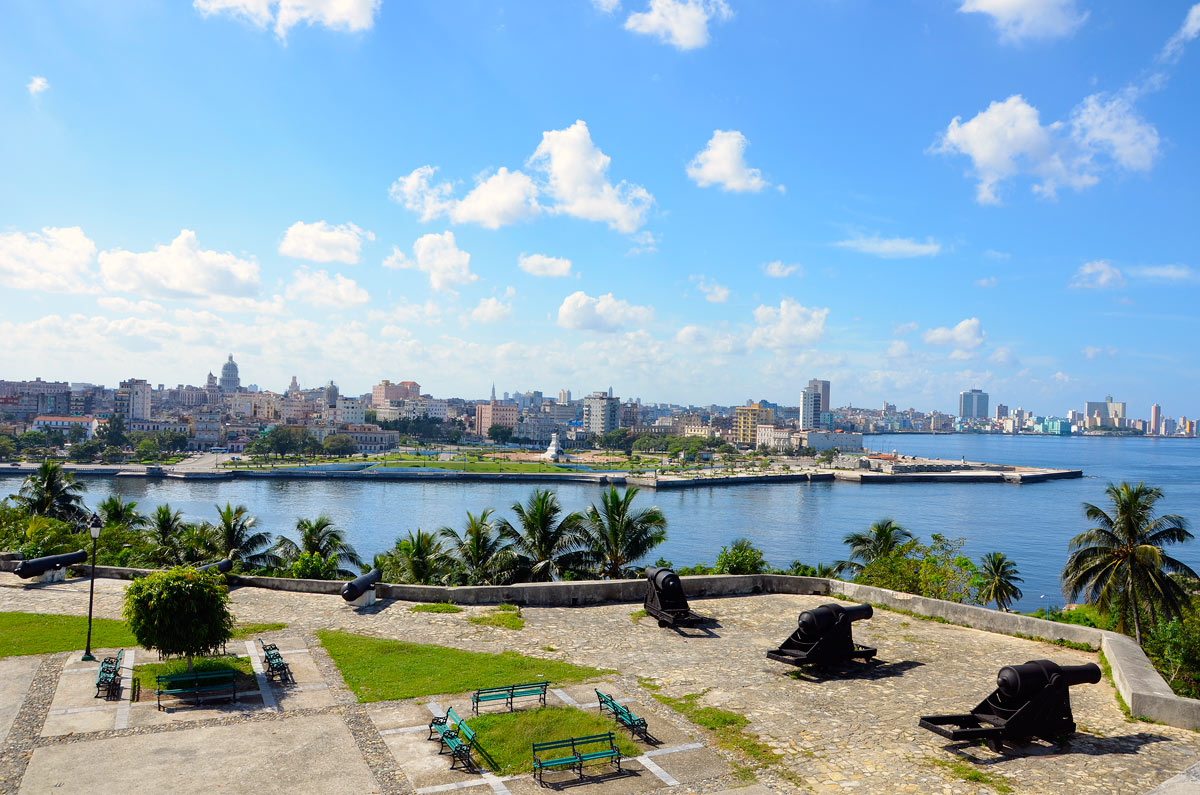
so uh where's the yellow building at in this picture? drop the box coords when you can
[732,402,775,446]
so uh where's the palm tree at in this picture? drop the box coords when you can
[13,461,88,523]
[98,494,146,531]
[438,509,513,585]
[835,518,914,577]
[213,503,276,569]
[145,504,187,565]
[177,522,221,565]
[977,552,1024,611]
[1062,482,1197,644]
[578,486,667,579]
[380,529,448,584]
[274,515,363,577]
[496,489,584,582]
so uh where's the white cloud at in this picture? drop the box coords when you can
[389,166,455,222]
[593,0,621,11]
[368,298,445,325]
[893,321,919,336]
[887,340,911,358]
[528,120,653,233]
[97,297,164,315]
[1070,92,1159,172]
[451,168,540,229]
[984,249,1011,260]
[557,291,653,332]
[99,230,260,299]
[687,130,769,192]
[26,76,48,96]
[518,253,572,278]
[284,268,369,308]
[747,299,828,349]
[1070,260,1125,289]
[0,226,96,293]
[627,230,660,255]
[279,220,372,264]
[1162,3,1200,63]
[975,276,997,287]
[692,275,729,303]
[624,0,731,50]
[203,294,287,315]
[1130,264,1195,282]
[193,0,379,40]
[1053,370,1072,383]
[835,235,941,258]
[470,297,513,324]
[923,318,986,353]
[989,346,1015,365]
[1080,345,1117,360]
[383,231,477,292]
[763,261,798,278]
[959,0,1086,43]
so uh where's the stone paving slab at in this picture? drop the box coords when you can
[0,657,40,745]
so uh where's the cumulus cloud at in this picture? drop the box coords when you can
[747,299,828,349]
[975,276,997,287]
[1162,3,1200,63]
[835,235,941,258]
[763,261,798,278]
[0,226,96,293]
[284,268,369,308]
[470,297,513,324]
[989,346,1015,365]
[557,291,653,332]
[893,321,919,336]
[922,318,986,355]
[1130,264,1195,282]
[959,0,1086,43]
[99,230,260,299]
[97,297,165,315]
[389,166,455,222]
[1070,260,1125,289]
[518,253,572,277]
[1081,345,1118,359]
[1070,92,1160,172]
[193,0,379,40]
[278,220,372,264]
[383,231,477,292]
[624,0,732,50]
[687,130,769,192]
[26,76,48,96]
[592,0,621,11]
[887,340,911,358]
[627,230,660,255]
[451,168,540,229]
[690,275,729,303]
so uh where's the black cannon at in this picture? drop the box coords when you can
[919,659,1102,748]
[341,568,382,602]
[643,566,712,628]
[13,550,88,579]
[766,602,877,667]
[196,558,233,574]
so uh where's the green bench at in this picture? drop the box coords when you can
[532,733,622,784]
[427,706,477,770]
[471,680,550,714]
[155,668,238,710]
[258,639,294,684]
[595,689,648,739]
[94,649,124,699]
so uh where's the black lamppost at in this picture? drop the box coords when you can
[80,512,103,662]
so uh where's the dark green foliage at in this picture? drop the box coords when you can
[856,534,981,604]
[288,551,340,579]
[122,567,235,671]
[322,434,357,456]
[578,486,667,579]
[11,461,88,523]
[496,489,584,582]
[975,552,1024,611]
[836,518,913,577]
[713,538,768,574]
[438,509,513,585]
[274,514,362,577]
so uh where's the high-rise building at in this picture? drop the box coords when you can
[1150,404,1162,436]
[958,388,989,419]
[995,404,1009,420]
[800,387,821,430]
[733,402,774,446]
[558,389,572,405]
[476,398,518,437]
[115,378,151,420]
[1084,395,1127,428]
[219,355,240,393]
[807,379,830,413]
[583,391,620,436]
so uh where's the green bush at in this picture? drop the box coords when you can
[857,535,980,604]
[289,551,340,580]
[1143,600,1200,699]
[714,538,768,575]
[122,567,234,670]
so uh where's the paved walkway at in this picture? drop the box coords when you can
[2,572,1199,794]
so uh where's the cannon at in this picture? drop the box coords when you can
[196,558,233,574]
[766,602,877,667]
[919,659,1102,748]
[341,568,382,606]
[643,566,712,628]
[14,550,88,582]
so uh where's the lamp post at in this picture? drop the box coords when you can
[80,513,102,662]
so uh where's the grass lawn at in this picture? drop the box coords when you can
[0,612,137,658]
[317,630,612,702]
[411,603,464,613]
[231,621,288,638]
[467,706,641,775]
[375,461,574,473]
[468,612,525,630]
[132,656,255,699]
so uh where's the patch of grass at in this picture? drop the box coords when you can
[317,630,610,702]
[630,609,647,624]
[469,612,526,630]
[467,706,640,775]
[926,758,1013,794]
[540,646,557,652]
[410,603,464,614]
[132,656,255,698]
[1098,650,1133,720]
[0,612,137,658]
[231,622,287,639]
[636,676,661,691]
[1011,631,1096,652]
[653,691,778,767]
[495,603,520,612]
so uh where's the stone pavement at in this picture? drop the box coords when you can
[2,572,1199,794]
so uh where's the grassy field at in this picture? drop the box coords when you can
[231,622,288,638]
[317,630,611,702]
[374,460,574,473]
[131,656,255,698]
[467,706,640,775]
[0,612,137,658]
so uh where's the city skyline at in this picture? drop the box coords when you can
[3,2,1200,413]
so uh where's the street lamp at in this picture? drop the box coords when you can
[80,513,103,662]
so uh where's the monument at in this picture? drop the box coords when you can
[542,431,567,462]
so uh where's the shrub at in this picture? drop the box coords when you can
[122,567,234,671]
[714,538,768,575]
[289,551,340,580]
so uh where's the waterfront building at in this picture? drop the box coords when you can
[756,424,792,451]
[583,391,620,436]
[219,355,240,393]
[115,378,151,421]
[1084,395,1127,428]
[958,388,989,419]
[1151,404,1162,436]
[800,386,821,430]
[32,415,100,439]
[995,404,1009,420]
[807,379,831,413]
[801,431,864,451]
[732,402,774,446]
[188,409,222,450]
[342,424,400,452]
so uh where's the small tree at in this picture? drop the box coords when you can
[488,424,514,444]
[714,538,769,574]
[323,434,358,457]
[122,567,234,671]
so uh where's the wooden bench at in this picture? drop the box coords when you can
[155,668,238,710]
[427,707,476,770]
[471,680,550,714]
[94,649,124,699]
[532,733,622,784]
[258,640,294,684]
[595,689,648,739]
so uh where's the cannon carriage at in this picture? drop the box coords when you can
[766,602,877,668]
[643,566,713,628]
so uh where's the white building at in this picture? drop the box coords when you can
[32,415,100,439]
[800,386,821,430]
[583,391,620,436]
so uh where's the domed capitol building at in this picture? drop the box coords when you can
[219,354,240,393]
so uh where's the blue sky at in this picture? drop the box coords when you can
[2,0,1198,418]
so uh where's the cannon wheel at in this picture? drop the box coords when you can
[658,619,670,628]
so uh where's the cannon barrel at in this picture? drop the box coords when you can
[646,566,681,593]
[196,558,233,574]
[796,602,873,639]
[996,660,1102,699]
[341,568,382,602]
[13,550,88,579]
